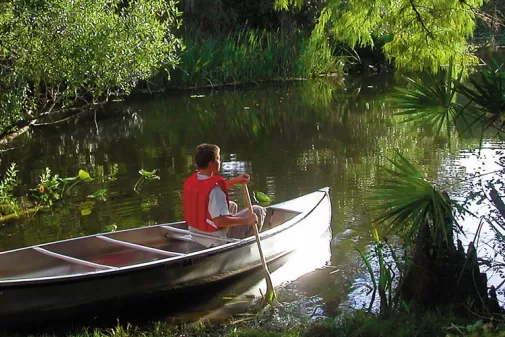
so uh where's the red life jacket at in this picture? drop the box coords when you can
[183,172,230,232]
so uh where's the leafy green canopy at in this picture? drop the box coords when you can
[0,0,181,124]
[274,0,484,71]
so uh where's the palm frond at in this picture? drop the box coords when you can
[457,57,505,138]
[392,60,464,139]
[372,150,461,244]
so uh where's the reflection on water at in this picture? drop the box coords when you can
[445,143,505,305]
[0,73,501,325]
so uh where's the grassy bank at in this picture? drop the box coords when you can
[143,27,344,91]
[3,309,503,337]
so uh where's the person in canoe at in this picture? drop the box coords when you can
[183,143,266,247]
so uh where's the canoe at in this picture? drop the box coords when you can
[0,187,331,323]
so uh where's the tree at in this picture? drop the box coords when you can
[274,0,485,71]
[0,0,182,134]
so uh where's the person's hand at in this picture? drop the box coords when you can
[234,173,250,184]
[246,212,258,225]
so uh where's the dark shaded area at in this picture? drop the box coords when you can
[179,0,322,35]
[0,255,292,335]
[399,195,494,316]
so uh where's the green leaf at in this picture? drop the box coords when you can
[80,208,92,216]
[87,188,107,199]
[139,169,160,180]
[371,149,462,244]
[79,200,95,216]
[78,170,93,182]
[60,177,78,183]
[254,191,271,203]
[104,224,117,232]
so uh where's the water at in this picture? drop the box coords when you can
[0,73,502,328]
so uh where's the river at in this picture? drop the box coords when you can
[0,73,502,330]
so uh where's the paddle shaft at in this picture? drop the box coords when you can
[242,184,275,297]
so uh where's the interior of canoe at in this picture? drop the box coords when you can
[0,206,300,282]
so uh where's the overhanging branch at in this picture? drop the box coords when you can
[409,0,433,40]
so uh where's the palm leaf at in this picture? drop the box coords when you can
[372,150,461,244]
[392,60,464,139]
[456,57,505,139]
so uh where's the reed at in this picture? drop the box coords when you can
[160,27,343,89]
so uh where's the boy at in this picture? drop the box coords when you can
[183,143,266,247]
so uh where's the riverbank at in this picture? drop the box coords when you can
[2,308,502,337]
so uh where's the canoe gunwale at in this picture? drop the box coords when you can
[0,188,330,288]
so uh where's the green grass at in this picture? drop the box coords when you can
[3,309,497,337]
[152,27,343,89]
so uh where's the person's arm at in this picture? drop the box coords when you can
[225,173,250,189]
[208,184,257,228]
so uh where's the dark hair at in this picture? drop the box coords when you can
[194,143,220,169]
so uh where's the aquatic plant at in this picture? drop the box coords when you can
[353,223,400,315]
[0,162,19,216]
[134,169,160,193]
[254,191,272,206]
[31,168,94,207]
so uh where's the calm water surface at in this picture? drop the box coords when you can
[0,73,501,327]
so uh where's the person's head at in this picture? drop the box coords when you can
[194,143,221,174]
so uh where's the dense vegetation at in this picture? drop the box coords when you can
[2,0,500,137]
[0,0,181,135]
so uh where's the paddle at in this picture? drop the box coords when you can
[242,183,277,305]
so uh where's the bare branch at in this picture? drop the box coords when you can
[409,0,433,40]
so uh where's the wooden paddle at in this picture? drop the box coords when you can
[242,183,276,304]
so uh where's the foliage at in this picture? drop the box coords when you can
[87,188,108,201]
[371,150,461,244]
[30,168,92,206]
[0,162,19,215]
[392,57,505,143]
[274,0,484,71]
[0,310,477,337]
[134,168,160,192]
[0,0,182,134]
[353,224,400,315]
[446,319,505,337]
[165,27,342,88]
[254,191,272,204]
[456,57,505,140]
[393,61,464,139]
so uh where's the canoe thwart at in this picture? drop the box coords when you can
[32,247,115,270]
[161,225,240,243]
[96,236,184,257]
